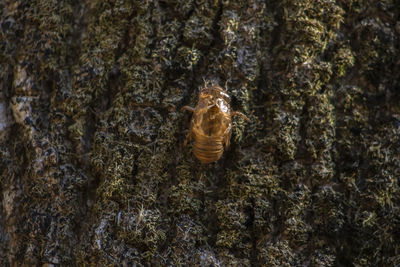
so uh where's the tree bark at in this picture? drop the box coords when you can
[1,0,400,266]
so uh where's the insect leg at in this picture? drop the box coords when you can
[207,104,216,109]
[223,124,232,148]
[232,111,250,121]
[182,106,194,146]
[183,131,192,146]
[181,106,195,113]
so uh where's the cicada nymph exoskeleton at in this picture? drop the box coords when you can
[182,85,248,163]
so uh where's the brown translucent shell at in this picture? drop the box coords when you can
[182,86,248,163]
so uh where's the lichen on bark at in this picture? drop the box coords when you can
[1,0,400,266]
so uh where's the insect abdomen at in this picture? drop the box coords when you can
[193,136,224,163]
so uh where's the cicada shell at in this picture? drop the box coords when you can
[182,85,248,163]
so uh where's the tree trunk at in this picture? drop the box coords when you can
[1,0,400,266]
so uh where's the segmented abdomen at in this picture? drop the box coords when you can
[193,135,224,163]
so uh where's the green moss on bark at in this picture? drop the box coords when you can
[1,0,400,266]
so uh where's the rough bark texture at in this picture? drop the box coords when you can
[1,0,400,266]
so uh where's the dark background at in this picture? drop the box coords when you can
[1,0,400,265]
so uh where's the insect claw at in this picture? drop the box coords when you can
[181,106,195,113]
[232,111,250,121]
[183,132,191,146]
[202,78,207,88]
